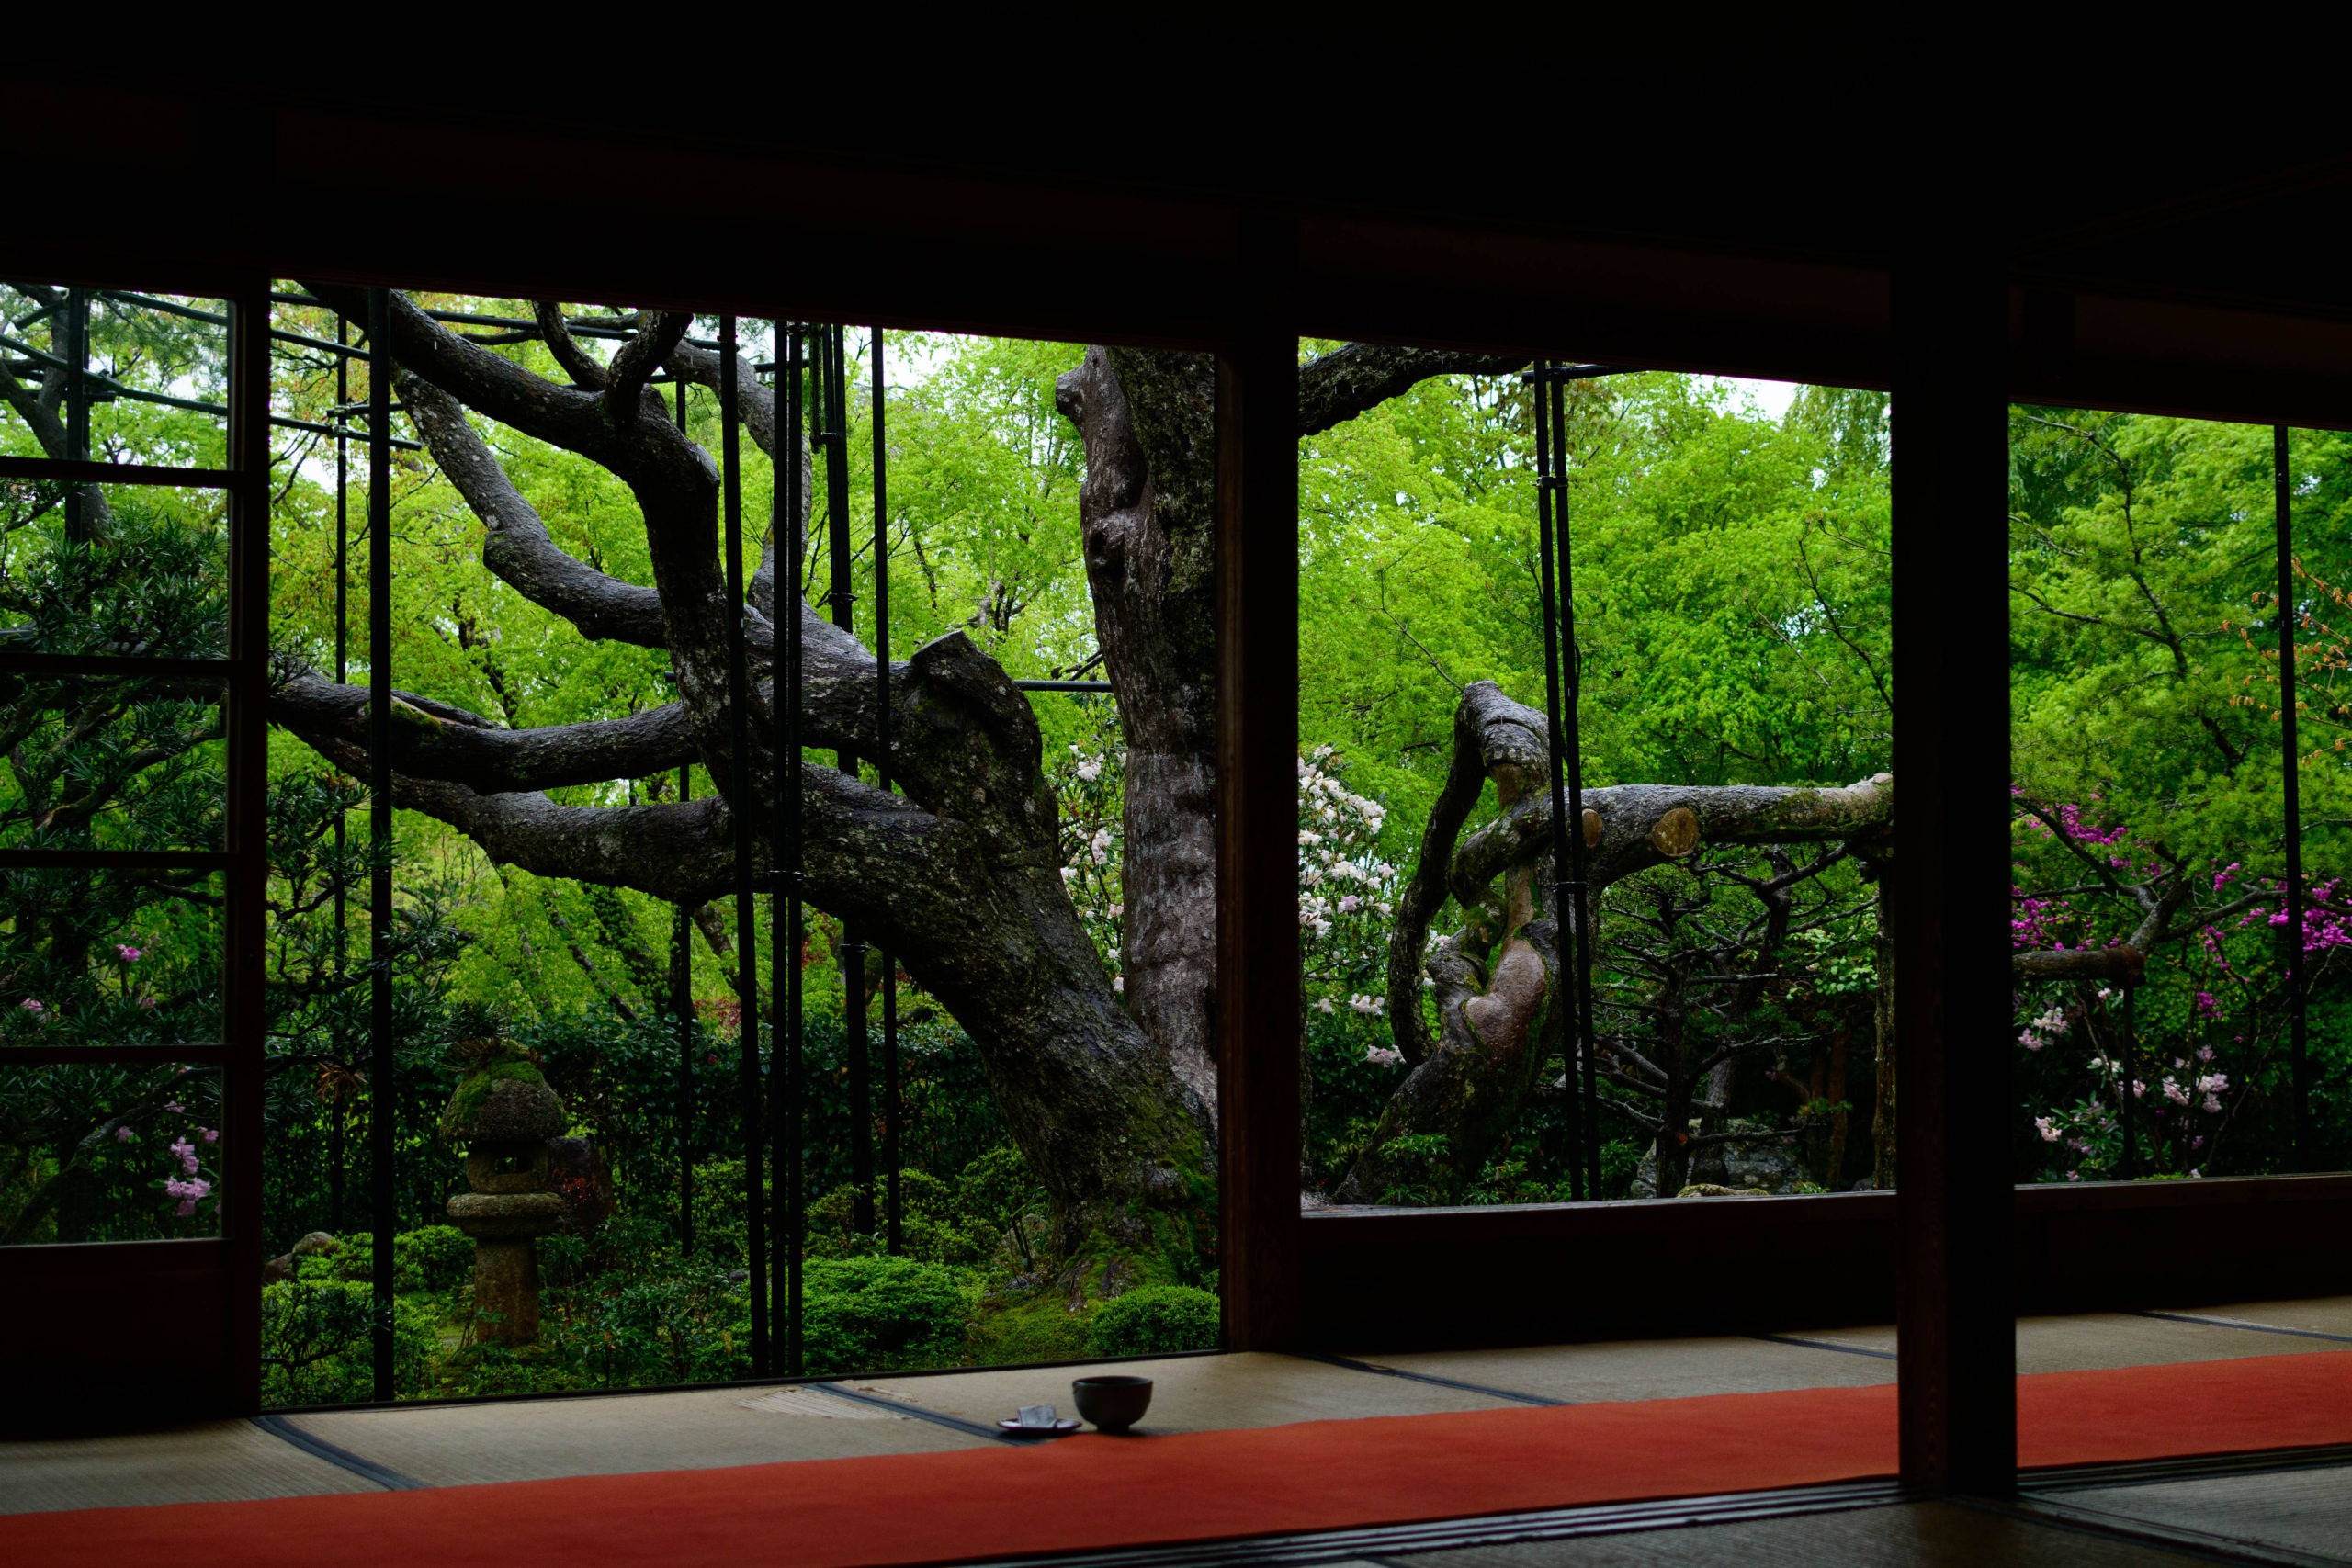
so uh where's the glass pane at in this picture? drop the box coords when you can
[2008,409,2310,1182]
[0,867,222,1050]
[0,1060,223,1243]
[1303,365,1894,1208]
[259,309,1182,1402]
[0,677,225,852]
[0,285,230,471]
[0,482,230,660]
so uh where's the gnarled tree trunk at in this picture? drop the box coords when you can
[260,302,1526,1280]
[1339,681,1895,1203]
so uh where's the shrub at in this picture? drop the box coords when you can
[800,1254,973,1375]
[303,1225,476,1294]
[536,1256,749,1388]
[260,1279,437,1405]
[808,1169,985,1264]
[397,1224,474,1292]
[1086,1284,1219,1358]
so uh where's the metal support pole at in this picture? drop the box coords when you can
[674,757,695,1253]
[669,375,696,1253]
[224,283,273,1416]
[873,327,902,1255]
[720,317,767,1376]
[775,326,808,1376]
[1528,364,1587,1202]
[2278,424,2309,1169]
[330,311,350,1233]
[366,288,396,1403]
[1545,369,1605,1200]
[2119,987,2137,1180]
[63,287,90,542]
[820,325,876,1235]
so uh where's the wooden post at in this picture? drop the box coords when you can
[1216,214,1303,1351]
[1891,255,2017,1494]
[223,281,272,1412]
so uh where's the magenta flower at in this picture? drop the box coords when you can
[115,944,141,963]
[18,998,40,1015]
[164,1175,211,1217]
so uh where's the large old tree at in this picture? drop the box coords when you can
[261,300,1548,1290]
[3,282,1902,1271]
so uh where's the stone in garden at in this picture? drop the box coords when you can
[264,1229,345,1282]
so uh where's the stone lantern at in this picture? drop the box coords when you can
[440,1037,567,1345]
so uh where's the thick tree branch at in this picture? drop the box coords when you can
[1386,698,1499,1067]
[396,370,667,646]
[1297,345,1530,439]
[607,312,688,423]
[269,669,695,793]
[531,302,608,389]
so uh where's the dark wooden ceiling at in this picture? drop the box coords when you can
[8,16,2348,421]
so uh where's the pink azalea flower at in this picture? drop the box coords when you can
[116,945,141,963]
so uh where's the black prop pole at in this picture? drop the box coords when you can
[674,754,695,1252]
[720,317,768,1376]
[2278,423,2309,1169]
[671,377,696,1254]
[330,310,350,1233]
[2119,987,2137,1180]
[366,288,396,1402]
[820,326,876,1235]
[776,326,809,1376]
[873,328,902,1255]
[63,287,90,541]
[1538,367,1606,1200]
[1528,364,1587,1202]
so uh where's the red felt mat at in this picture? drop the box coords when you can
[18,1351,2352,1568]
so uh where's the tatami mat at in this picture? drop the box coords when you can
[1357,1335,1895,1404]
[2157,1295,2352,1341]
[854,1350,1518,1434]
[12,1300,2352,1517]
[1369,1501,2213,1565]
[0,1421,378,1515]
[2055,1463,2352,1562]
[285,1384,984,1487]
[1797,1304,2352,1372]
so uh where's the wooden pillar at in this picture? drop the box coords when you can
[1216,213,1304,1351]
[223,282,273,1412]
[1891,255,2017,1494]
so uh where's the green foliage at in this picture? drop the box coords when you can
[300,1224,473,1295]
[259,1279,437,1405]
[1086,1284,1220,1357]
[800,1255,974,1375]
[954,1144,1049,1256]
[2006,412,2352,1178]
[399,1225,474,1293]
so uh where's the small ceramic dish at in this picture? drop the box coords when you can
[998,1416,1082,1436]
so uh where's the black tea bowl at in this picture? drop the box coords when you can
[1072,1374,1154,1434]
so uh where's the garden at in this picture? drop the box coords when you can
[4,284,2346,1404]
